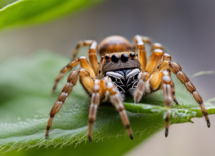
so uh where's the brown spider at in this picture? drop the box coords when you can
[45,35,210,142]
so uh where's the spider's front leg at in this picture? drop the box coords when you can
[88,77,133,142]
[134,47,164,102]
[105,78,133,140]
[134,48,178,104]
[88,79,103,142]
[133,46,180,136]
[150,70,173,137]
[46,68,94,139]
[135,68,173,136]
[134,71,150,102]
[139,69,173,136]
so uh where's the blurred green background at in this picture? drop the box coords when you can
[0,0,215,155]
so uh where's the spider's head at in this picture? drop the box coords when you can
[103,52,138,63]
[100,51,141,75]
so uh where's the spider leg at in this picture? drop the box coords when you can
[88,41,99,76]
[135,68,173,136]
[134,71,149,103]
[146,48,164,75]
[155,61,210,127]
[46,68,94,139]
[72,40,99,76]
[105,77,133,140]
[133,35,150,71]
[161,71,173,137]
[72,40,95,60]
[87,77,133,142]
[52,56,96,93]
[134,48,164,102]
[151,43,165,53]
[88,79,105,142]
[163,53,178,104]
[170,79,178,105]
[163,53,171,61]
[139,69,173,136]
[133,35,152,50]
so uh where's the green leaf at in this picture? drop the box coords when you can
[0,0,104,31]
[0,50,214,155]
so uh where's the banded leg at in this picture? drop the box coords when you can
[133,35,148,71]
[105,78,133,140]
[134,71,150,102]
[71,40,99,76]
[146,48,164,75]
[134,49,164,102]
[163,53,178,104]
[155,61,210,127]
[162,71,172,137]
[88,41,99,76]
[170,80,178,104]
[52,56,96,93]
[88,77,133,142]
[46,69,94,139]
[88,79,105,142]
[151,43,165,53]
[72,40,95,60]
[145,69,173,136]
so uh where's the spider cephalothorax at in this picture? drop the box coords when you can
[46,35,210,142]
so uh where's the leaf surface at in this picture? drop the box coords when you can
[0,51,214,155]
[0,0,104,31]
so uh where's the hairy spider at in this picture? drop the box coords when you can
[45,35,210,142]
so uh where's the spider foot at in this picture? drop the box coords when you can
[165,128,168,137]
[173,99,178,105]
[45,135,49,139]
[88,136,92,142]
[130,134,133,140]
[207,120,211,128]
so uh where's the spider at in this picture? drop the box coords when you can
[45,35,210,142]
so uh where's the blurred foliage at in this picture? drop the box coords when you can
[0,0,104,31]
[192,70,214,77]
[0,0,17,8]
[0,51,214,156]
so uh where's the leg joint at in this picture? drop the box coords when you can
[125,124,130,129]
[88,117,95,123]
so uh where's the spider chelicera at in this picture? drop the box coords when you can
[45,35,210,142]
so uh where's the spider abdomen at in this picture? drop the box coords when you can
[105,68,141,96]
[99,36,132,56]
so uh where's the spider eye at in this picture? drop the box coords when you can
[105,55,110,61]
[111,54,119,62]
[129,53,135,59]
[121,54,129,62]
